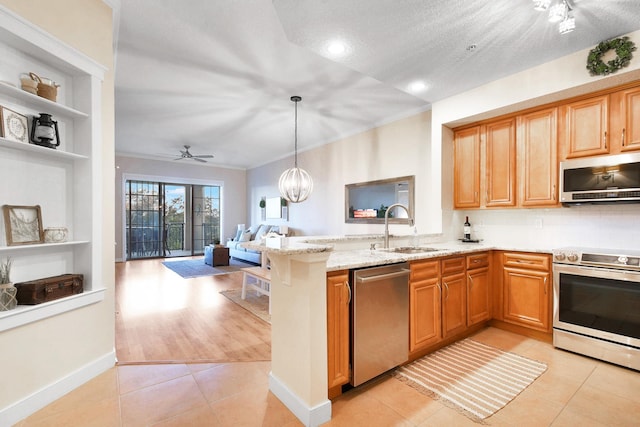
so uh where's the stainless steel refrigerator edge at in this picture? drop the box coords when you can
[351,263,410,386]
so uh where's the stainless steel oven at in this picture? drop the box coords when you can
[553,247,640,371]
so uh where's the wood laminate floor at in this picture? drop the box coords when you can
[115,258,271,364]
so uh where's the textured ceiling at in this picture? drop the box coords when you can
[115,0,640,169]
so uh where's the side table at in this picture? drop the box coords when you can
[205,244,230,267]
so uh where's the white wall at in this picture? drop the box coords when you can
[247,111,432,237]
[114,155,247,261]
[434,29,640,250]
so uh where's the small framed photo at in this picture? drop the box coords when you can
[0,106,29,143]
[2,205,44,246]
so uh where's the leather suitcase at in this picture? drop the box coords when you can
[15,274,83,305]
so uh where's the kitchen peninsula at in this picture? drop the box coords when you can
[244,235,553,427]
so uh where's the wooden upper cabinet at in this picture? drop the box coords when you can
[485,118,517,207]
[560,95,609,159]
[518,107,558,207]
[610,86,640,153]
[453,126,481,208]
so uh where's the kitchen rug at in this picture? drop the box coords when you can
[393,338,546,423]
[219,288,271,324]
[162,258,254,278]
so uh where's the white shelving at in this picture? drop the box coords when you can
[0,240,89,254]
[0,81,88,119]
[0,7,106,331]
[0,136,88,160]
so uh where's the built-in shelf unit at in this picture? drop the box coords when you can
[0,7,106,332]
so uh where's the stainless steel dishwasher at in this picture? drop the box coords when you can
[351,262,410,386]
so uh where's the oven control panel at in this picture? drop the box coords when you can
[553,247,640,269]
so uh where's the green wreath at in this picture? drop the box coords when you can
[587,37,636,76]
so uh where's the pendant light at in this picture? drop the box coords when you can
[279,96,313,203]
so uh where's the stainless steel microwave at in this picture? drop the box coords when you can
[560,152,640,205]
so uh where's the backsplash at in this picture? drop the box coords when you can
[447,204,640,250]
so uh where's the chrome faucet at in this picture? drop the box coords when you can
[384,203,414,248]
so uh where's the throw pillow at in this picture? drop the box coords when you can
[254,224,270,241]
[238,230,252,242]
[233,228,242,241]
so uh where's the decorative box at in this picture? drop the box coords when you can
[15,274,83,305]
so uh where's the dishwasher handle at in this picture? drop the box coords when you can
[355,268,410,283]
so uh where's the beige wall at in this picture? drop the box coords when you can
[0,0,115,418]
[247,110,433,237]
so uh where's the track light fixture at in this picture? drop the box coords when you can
[533,0,575,35]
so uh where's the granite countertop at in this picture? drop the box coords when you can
[243,237,554,272]
[242,239,332,256]
[326,242,489,271]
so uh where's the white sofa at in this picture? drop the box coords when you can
[226,224,286,265]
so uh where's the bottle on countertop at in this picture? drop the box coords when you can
[464,216,471,241]
[412,227,419,247]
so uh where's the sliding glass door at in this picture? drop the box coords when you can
[126,180,221,260]
[192,185,221,254]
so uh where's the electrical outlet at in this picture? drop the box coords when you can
[534,218,543,229]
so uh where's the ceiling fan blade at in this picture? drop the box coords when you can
[193,157,207,163]
[193,155,214,158]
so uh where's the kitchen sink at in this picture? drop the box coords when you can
[381,246,445,254]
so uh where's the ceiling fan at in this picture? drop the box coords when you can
[173,145,214,163]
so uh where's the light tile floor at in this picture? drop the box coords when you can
[15,327,640,426]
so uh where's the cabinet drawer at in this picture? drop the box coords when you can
[410,260,439,281]
[503,252,550,271]
[467,252,490,270]
[441,256,465,276]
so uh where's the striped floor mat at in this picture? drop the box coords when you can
[393,339,547,423]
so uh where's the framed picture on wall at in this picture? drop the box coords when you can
[0,106,29,144]
[2,205,44,245]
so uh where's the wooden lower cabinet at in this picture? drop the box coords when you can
[467,266,491,326]
[501,252,552,333]
[466,252,491,326]
[441,257,467,338]
[409,260,441,352]
[327,270,350,397]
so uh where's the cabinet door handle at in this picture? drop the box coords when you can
[436,282,442,298]
[622,128,626,147]
[604,131,607,149]
[345,281,352,304]
[553,184,556,201]
[468,275,473,289]
[443,281,450,300]
[543,277,547,295]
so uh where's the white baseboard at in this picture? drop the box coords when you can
[269,372,331,427]
[0,350,116,426]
